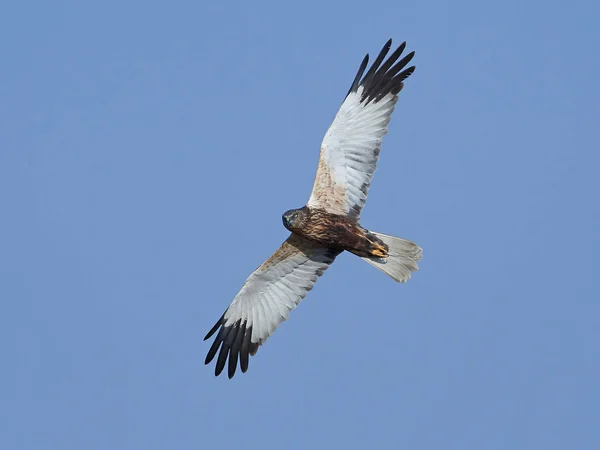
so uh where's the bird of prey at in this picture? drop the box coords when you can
[205,39,422,378]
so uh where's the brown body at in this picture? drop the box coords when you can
[282,206,388,258]
[205,40,421,378]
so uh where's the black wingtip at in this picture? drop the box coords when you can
[228,321,246,378]
[401,65,416,81]
[205,317,255,379]
[346,53,369,97]
[215,319,240,376]
[345,39,416,104]
[239,325,252,373]
[205,324,229,365]
[204,313,225,341]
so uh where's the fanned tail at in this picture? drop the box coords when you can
[361,231,422,282]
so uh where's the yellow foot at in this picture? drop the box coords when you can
[371,246,388,258]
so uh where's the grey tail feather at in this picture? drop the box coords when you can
[361,231,422,283]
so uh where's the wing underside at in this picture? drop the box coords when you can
[308,40,415,219]
[204,234,340,378]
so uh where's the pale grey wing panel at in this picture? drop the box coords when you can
[204,234,340,378]
[308,40,415,219]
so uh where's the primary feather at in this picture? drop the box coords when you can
[308,39,415,219]
[204,235,340,378]
[205,40,418,378]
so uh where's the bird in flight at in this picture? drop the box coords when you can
[205,39,422,378]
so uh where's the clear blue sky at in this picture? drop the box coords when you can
[2,1,599,449]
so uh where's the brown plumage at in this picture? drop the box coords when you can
[204,39,422,378]
[282,206,388,258]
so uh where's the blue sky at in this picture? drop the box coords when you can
[2,0,599,449]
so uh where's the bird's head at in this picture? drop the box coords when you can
[282,207,306,232]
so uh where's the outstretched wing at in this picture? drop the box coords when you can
[204,234,340,378]
[307,39,415,219]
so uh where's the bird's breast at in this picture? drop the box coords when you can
[292,209,370,254]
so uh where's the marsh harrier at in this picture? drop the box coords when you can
[205,39,422,378]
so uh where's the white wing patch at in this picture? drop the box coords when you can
[204,234,340,378]
[308,40,415,219]
[204,40,416,379]
[308,87,398,218]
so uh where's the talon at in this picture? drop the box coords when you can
[371,246,388,258]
